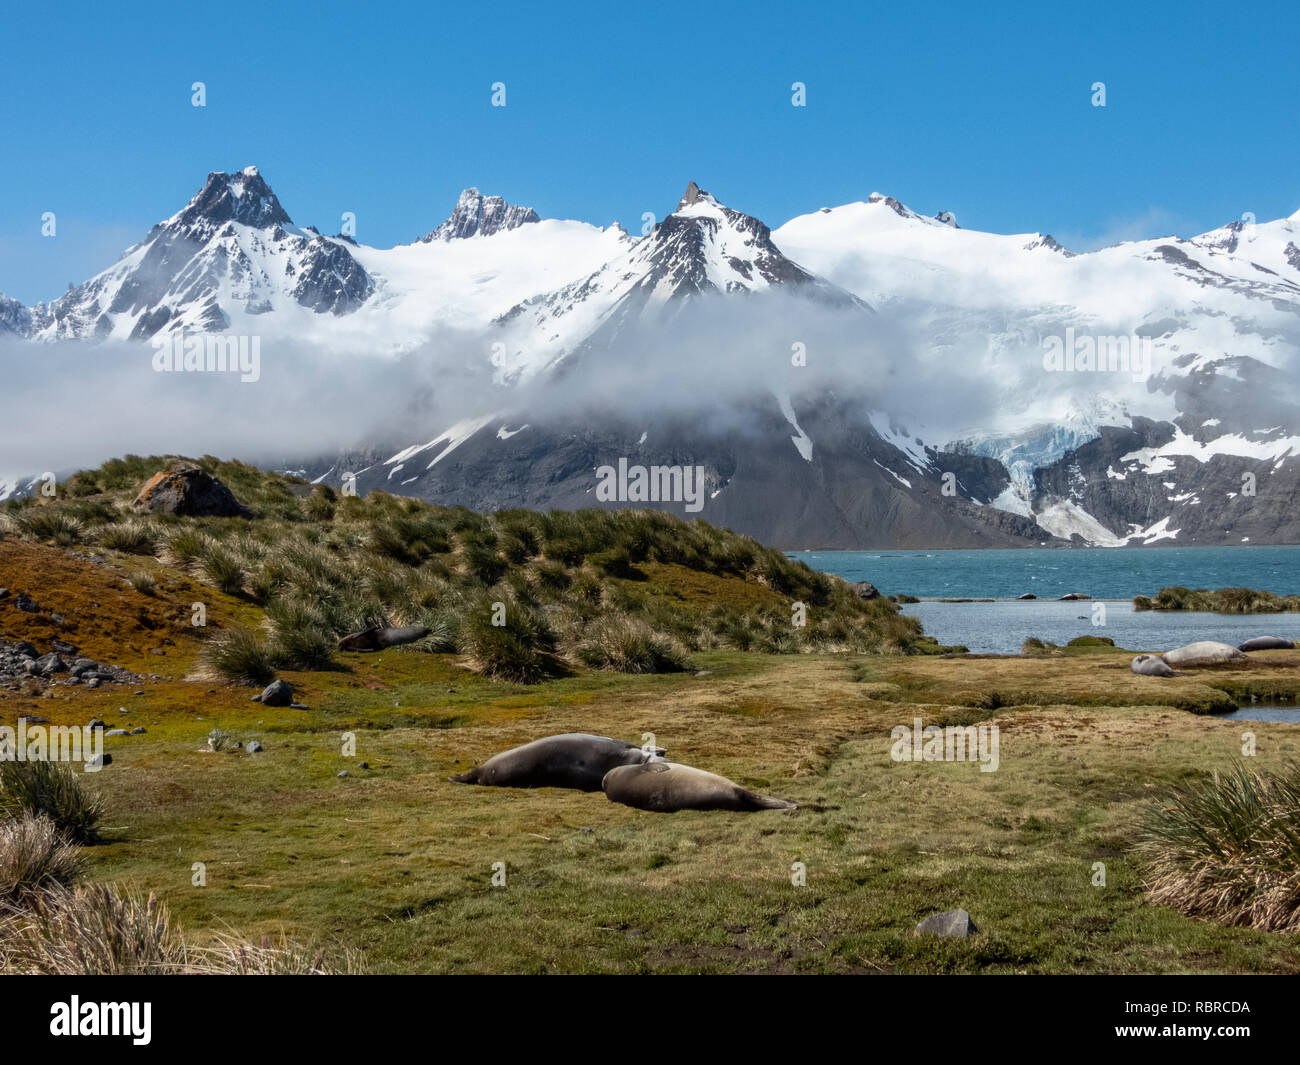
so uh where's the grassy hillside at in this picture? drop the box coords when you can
[3,455,947,688]
[3,456,1300,973]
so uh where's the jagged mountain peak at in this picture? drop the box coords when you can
[421,187,541,242]
[171,166,292,232]
[676,180,720,212]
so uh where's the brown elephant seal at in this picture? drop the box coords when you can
[602,762,797,812]
[338,625,431,652]
[452,734,665,792]
[1238,636,1295,652]
[1163,641,1248,667]
[1131,654,1175,677]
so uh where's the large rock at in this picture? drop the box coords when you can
[1163,641,1248,667]
[132,466,252,518]
[1238,636,1295,652]
[915,909,978,937]
[1131,654,1175,677]
[849,581,881,601]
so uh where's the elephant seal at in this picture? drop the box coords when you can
[1238,636,1295,652]
[1163,641,1248,667]
[338,625,431,652]
[1131,654,1175,677]
[452,734,664,792]
[602,762,797,812]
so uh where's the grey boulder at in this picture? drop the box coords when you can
[915,909,978,938]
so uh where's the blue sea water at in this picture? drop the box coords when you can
[793,546,1300,655]
[789,546,1300,601]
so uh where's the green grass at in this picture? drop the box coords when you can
[1135,586,1300,613]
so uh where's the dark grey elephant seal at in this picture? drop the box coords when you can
[1131,654,1175,677]
[451,734,664,792]
[1238,636,1295,652]
[602,762,797,812]
[338,625,431,652]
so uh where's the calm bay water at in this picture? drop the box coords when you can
[789,545,1300,600]
[793,545,1300,655]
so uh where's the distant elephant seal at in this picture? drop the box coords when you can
[1163,641,1248,667]
[338,625,431,652]
[1237,636,1295,652]
[1131,654,1175,677]
[451,734,664,792]
[602,762,797,813]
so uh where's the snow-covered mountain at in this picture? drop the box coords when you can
[21,168,373,341]
[418,187,540,241]
[490,181,867,379]
[3,168,1298,547]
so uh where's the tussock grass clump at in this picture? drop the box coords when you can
[1137,762,1300,932]
[96,518,158,555]
[200,627,276,686]
[576,615,690,674]
[126,570,157,595]
[0,761,103,845]
[265,599,336,671]
[1138,586,1300,613]
[461,599,562,683]
[0,885,185,974]
[162,527,211,567]
[0,815,85,902]
[0,880,359,975]
[13,509,82,547]
[197,540,245,595]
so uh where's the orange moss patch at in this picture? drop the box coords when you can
[623,562,788,612]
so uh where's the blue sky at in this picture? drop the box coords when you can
[2,0,1297,304]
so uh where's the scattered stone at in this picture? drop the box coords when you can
[129,727,147,735]
[337,770,349,778]
[50,613,65,625]
[133,690,144,696]
[104,729,128,737]
[35,654,68,675]
[51,640,77,654]
[15,593,39,612]
[86,753,112,770]
[13,641,37,657]
[253,679,293,706]
[246,740,263,753]
[915,909,978,938]
[358,761,369,769]
[289,702,309,710]
[86,678,100,689]
[86,719,107,731]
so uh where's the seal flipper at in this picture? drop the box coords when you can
[743,791,798,811]
[450,767,481,784]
